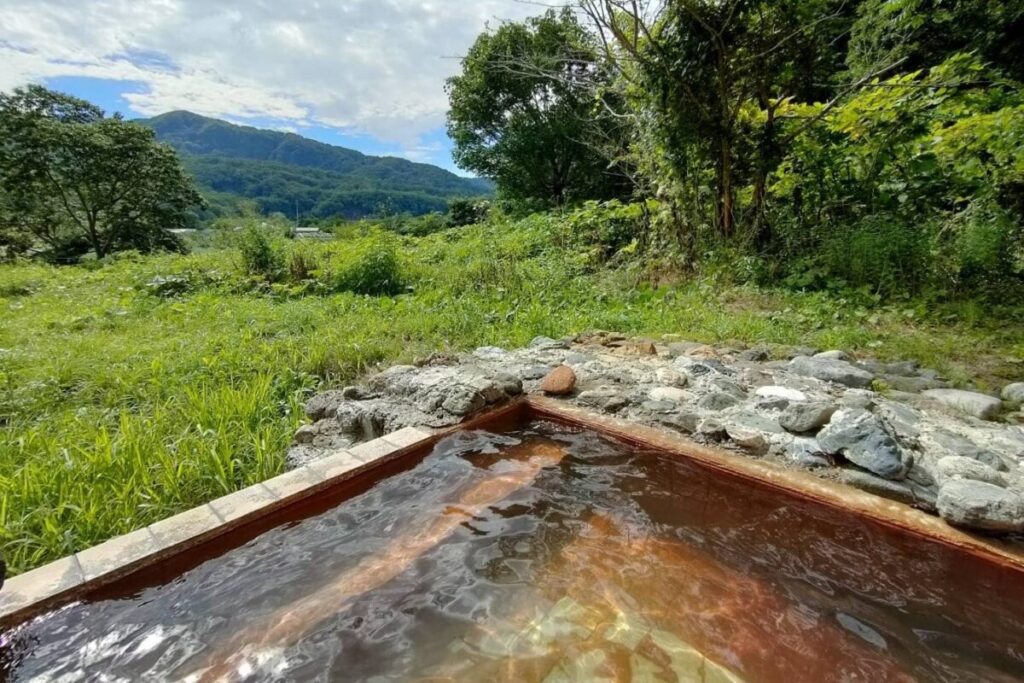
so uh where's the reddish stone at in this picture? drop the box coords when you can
[541,366,577,396]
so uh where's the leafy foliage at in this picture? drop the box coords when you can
[446,9,632,208]
[0,86,204,260]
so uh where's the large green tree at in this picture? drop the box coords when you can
[446,9,631,208]
[0,85,204,260]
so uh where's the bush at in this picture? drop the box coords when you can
[327,233,406,296]
[238,227,284,281]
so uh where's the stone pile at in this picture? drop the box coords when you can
[290,333,1024,535]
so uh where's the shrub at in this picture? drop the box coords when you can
[238,227,284,281]
[327,233,406,296]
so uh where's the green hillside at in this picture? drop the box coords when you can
[139,111,491,219]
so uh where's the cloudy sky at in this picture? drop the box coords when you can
[0,0,539,173]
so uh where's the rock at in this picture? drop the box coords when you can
[686,344,720,359]
[655,367,688,387]
[709,376,747,399]
[666,341,704,357]
[304,390,346,420]
[529,335,569,350]
[640,400,679,414]
[696,391,741,411]
[738,345,770,362]
[441,385,487,416]
[935,456,1007,487]
[789,356,874,388]
[473,346,508,360]
[814,350,851,362]
[726,424,769,454]
[936,480,1024,532]
[540,366,577,396]
[755,385,808,402]
[521,365,552,381]
[293,423,318,444]
[648,387,689,403]
[880,375,945,394]
[341,385,377,401]
[840,390,876,411]
[783,438,831,469]
[1002,382,1024,405]
[784,345,820,359]
[780,402,836,434]
[840,470,936,511]
[921,389,1002,421]
[578,387,629,413]
[818,409,910,480]
[655,411,701,434]
[674,356,724,378]
[929,430,1009,472]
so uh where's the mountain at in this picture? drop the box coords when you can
[138,111,491,220]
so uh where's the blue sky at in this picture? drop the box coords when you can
[0,0,537,174]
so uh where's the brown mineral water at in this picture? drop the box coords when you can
[1,421,1022,682]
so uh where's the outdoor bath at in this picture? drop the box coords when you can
[2,397,1023,682]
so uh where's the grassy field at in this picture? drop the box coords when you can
[2,217,1022,575]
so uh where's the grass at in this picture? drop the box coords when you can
[1,217,1022,575]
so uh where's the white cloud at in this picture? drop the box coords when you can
[0,0,538,149]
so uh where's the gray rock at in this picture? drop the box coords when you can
[529,335,569,350]
[577,387,629,413]
[875,401,922,440]
[655,411,701,434]
[674,356,723,378]
[880,375,945,394]
[665,341,704,357]
[726,424,769,454]
[840,470,937,511]
[815,350,851,362]
[696,391,741,411]
[696,417,727,439]
[789,356,874,388]
[785,345,820,359]
[922,389,1002,421]
[640,400,680,414]
[818,409,910,480]
[648,386,689,403]
[708,376,747,399]
[521,365,552,381]
[936,456,1007,487]
[304,390,346,420]
[840,390,876,411]
[780,402,836,434]
[936,480,1024,532]
[783,438,831,469]
[654,367,688,387]
[1002,382,1024,405]
[473,346,508,360]
[929,430,1009,472]
[755,385,808,402]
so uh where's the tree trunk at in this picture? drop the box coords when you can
[716,137,735,239]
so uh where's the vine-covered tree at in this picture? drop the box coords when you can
[446,9,631,208]
[0,85,204,260]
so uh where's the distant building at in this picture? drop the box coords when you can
[293,227,332,240]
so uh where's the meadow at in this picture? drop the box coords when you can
[2,217,1022,575]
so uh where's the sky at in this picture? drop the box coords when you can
[0,0,540,174]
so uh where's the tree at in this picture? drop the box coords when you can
[580,0,858,243]
[446,9,631,208]
[0,85,204,260]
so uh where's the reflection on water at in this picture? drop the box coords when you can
[2,421,1024,682]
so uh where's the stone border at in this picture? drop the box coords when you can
[3,395,1022,631]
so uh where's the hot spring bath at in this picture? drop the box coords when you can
[2,412,1023,681]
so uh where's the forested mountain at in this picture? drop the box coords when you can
[139,111,491,219]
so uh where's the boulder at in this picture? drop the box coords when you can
[817,409,910,480]
[655,367,688,388]
[540,366,577,395]
[789,356,874,388]
[936,480,1024,532]
[780,401,836,434]
[921,389,1002,421]
[935,456,1007,487]
[1002,382,1024,405]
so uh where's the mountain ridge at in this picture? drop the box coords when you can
[138,111,491,219]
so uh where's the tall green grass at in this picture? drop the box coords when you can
[1,220,1021,575]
